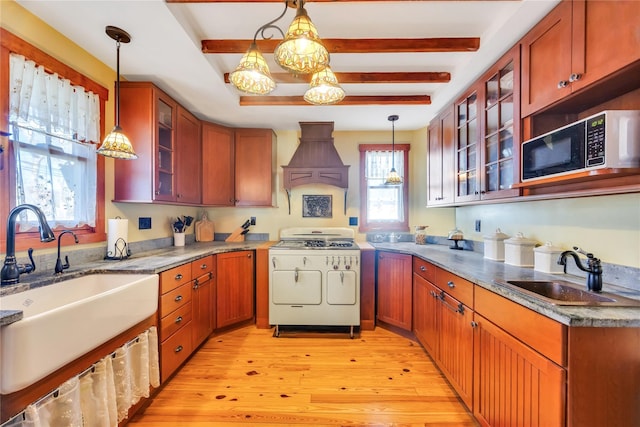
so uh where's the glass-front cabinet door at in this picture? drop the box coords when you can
[481,47,520,200]
[155,97,175,201]
[455,87,480,203]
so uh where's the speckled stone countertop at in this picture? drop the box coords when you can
[0,241,271,325]
[373,242,640,328]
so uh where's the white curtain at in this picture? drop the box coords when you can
[7,328,160,427]
[8,53,99,229]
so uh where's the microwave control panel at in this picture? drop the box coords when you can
[585,114,605,167]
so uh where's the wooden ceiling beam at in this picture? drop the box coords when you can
[239,95,431,106]
[203,38,479,54]
[224,71,450,84]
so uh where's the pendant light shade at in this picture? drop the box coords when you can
[385,114,403,185]
[303,66,345,105]
[98,26,137,160]
[274,2,329,74]
[229,43,276,95]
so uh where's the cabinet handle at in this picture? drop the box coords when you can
[175,273,183,280]
[193,282,199,290]
[447,281,455,288]
[175,345,183,353]
[208,272,213,280]
[557,80,569,88]
[420,266,426,272]
[200,263,207,270]
[441,295,465,315]
[569,73,582,82]
[175,316,183,324]
[175,295,183,302]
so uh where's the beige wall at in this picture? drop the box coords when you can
[3,1,639,269]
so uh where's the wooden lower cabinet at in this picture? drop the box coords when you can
[412,259,473,408]
[376,251,413,330]
[473,313,565,427]
[191,255,215,347]
[216,250,255,329]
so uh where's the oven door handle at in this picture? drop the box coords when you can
[295,267,299,283]
[340,271,344,283]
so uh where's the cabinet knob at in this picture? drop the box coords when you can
[557,80,569,88]
[155,191,160,195]
[174,295,183,302]
[175,345,183,353]
[175,273,183,280]
[420,266,426,272]
[175,316,183,324]
[177,194,182,198]
[247,253,252,258]
[470,321,478,328]
[448,281,455,288]
[569,73,582,82]
[200,263,207,269]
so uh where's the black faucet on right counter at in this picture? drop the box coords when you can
[558,246,603,292]
[55,230,79,274]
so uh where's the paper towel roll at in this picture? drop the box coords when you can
[107,218,129,259]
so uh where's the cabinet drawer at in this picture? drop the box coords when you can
[160,321,193,382]
[475,285,567,366]
[160,303,192,343]
[413,257,436,283]
[435,269,474,308]
[191,255,215,277]
[160,282,192,317]
[160,263,192,294]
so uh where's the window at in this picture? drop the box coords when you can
[359,144,410,232]
[1,30,108,251]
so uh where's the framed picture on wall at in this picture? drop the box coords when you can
[302,195,332,218]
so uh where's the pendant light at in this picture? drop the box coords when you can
[385,114,403,185]
[303,65,345,105]
[97,26,137,160]
[274,0,329,75]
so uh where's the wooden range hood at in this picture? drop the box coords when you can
[282,122,350,214]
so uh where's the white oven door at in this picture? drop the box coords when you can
[271,269,322,305]
[327,270,357,305]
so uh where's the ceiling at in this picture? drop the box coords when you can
[16,0,560,132]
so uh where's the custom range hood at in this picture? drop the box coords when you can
[282,122,350,214]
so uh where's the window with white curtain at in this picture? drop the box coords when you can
[359,144,410,232]
[8,53,100,229]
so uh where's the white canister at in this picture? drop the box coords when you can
[504,233,538,267]
[534,242,565,274]
[174,232,186,247]
[483,228,509,261]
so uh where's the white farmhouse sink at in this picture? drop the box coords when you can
[0,273,158,394]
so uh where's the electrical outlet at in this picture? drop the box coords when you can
[475,219,481,232]
[139,217,152,230]
[250,216,256,226]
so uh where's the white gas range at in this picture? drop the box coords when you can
[269,227,360,338]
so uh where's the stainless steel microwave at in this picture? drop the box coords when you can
[521,110,640,182]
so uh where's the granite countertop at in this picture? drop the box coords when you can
[373,242,640,328]
[0,241,272,325]
[2,240,638,328]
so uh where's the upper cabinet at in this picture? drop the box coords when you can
[521,0,640,117]
[451,46,521,204]
[201,124,277,207]
[427,106,455,206]
[115,82,201,204]
[176,105,202,204]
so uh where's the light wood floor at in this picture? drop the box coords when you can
[129,326,477,426]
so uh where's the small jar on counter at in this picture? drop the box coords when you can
[415,226,428,245]
[483,228,509,261]
[504,232,538,267]
[534,242,565,274]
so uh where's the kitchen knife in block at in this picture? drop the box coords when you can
[225,225,247,242]
[195,213,214,242]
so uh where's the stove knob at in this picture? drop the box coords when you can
[346,264,351,270]
[333,264,339,270]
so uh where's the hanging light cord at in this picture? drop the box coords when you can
[115,38,121,127]
[391,118,395,168]
[253,1,289,43]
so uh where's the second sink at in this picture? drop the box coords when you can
[499,279,640,307]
